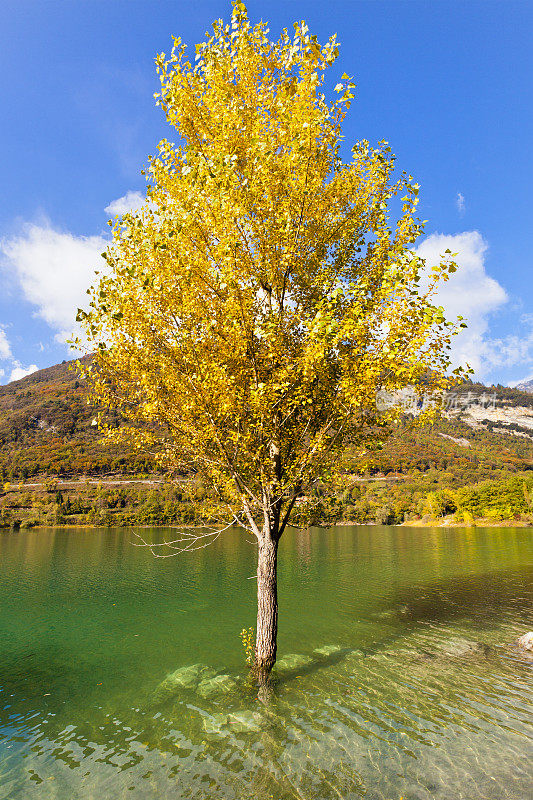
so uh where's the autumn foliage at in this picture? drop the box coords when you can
[78,3,462,537]
[76,2,467,676]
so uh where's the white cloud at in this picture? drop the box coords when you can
[480,329,533,373]
[0,190,143,352]
[1,204,530,388]
[105,191,145,217]
[0,192,144,350]
[9,363,38,382]
[0,327,12,360]
[416,231,509,377]
[0,325,40,384]
[456,192,465,214]
[1,222,107,342]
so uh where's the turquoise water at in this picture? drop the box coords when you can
[0,525,531,799]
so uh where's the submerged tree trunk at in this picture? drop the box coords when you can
[255,533,278,686]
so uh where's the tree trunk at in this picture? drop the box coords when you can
[255,533,278,685]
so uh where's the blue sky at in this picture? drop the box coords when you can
[0,0,531,385]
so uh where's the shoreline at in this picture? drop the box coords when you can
[400,517,532,528]
[3,518,532,532]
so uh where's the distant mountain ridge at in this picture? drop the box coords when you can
[0,358,532,480]
[515,377,533,394]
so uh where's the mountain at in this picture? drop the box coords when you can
[515,378,533,394]
[0,356,148,480]
[1,358,532,482]
[1,359,533,529]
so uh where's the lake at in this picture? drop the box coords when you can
[0,525,531,799]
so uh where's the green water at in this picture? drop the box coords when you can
[0,525,531,800]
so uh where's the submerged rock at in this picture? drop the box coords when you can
[226,711,262,733]
[342,648,364,663]
[275,653,314,674]
[518,631,533,651]
[202,710,261,736]
[197,673,238,699]
[436,638,488,658]
[313,644,344,659]
[202,712,230,736]
[372,610,395,620]
[153,663,216,701]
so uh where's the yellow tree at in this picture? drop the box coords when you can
[77,2,464,683]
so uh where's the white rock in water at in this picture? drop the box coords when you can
[154,663,216,700]
[197,673,238,699]
[226,711,262,733]
[313,644,344,659]
[275,653,314,673]
[518,632,533,651]
[202,713,230,736]
[202,710,261,735]
[437,638,486,658]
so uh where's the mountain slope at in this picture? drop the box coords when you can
[1,360,533,527]
[0,357,148,479]
[1,359,533,481]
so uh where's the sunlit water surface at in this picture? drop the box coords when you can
[0,525,531,800]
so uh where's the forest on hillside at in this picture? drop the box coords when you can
[1,359,532,528]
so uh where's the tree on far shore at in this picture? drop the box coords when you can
[76,1,465,688]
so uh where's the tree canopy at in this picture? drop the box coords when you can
[77,2,463,543]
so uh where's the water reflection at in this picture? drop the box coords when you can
[0,525,532,799]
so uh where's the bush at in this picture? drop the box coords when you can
[375,506,395,525]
